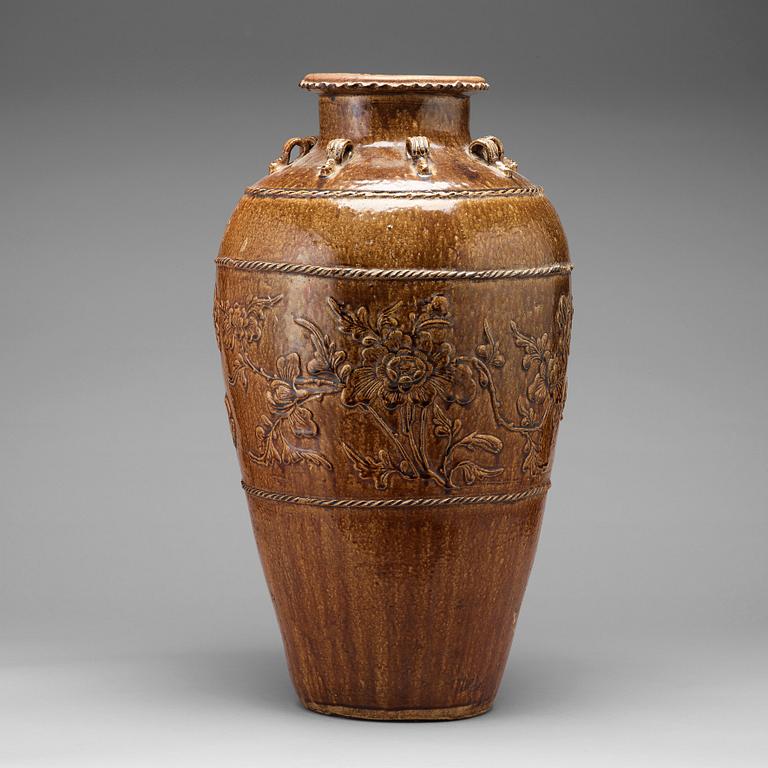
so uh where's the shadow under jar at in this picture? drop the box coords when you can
[213,73,573,720]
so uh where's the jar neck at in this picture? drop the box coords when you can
[317,93,471,146]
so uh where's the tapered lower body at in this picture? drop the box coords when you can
[248,493,544,720]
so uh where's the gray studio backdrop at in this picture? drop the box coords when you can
[1,2,767,766]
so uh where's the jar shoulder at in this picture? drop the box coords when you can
[219,194,570,271]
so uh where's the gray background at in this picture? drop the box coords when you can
[2,1,767,765]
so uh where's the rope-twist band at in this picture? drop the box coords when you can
[241,481,550,509]
[244,186,542,200]
[215,257,572,282]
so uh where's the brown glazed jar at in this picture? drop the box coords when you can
[214,73,573,720]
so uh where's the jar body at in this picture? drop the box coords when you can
[214,77,572,719]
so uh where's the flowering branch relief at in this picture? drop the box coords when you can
[214,292,572,490]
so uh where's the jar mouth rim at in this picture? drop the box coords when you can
[300,73,489,93]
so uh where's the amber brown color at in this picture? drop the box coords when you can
[213,73,572,720]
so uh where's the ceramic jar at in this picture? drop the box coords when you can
[214,73,573,720]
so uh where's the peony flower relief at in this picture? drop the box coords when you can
[214,294,282,353]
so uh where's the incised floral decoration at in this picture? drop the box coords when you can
[214,291,572,489]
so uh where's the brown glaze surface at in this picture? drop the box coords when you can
[214,73,572,720]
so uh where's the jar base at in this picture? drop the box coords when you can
[302,700,493,721]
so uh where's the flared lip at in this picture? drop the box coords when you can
[300,73,489,93]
